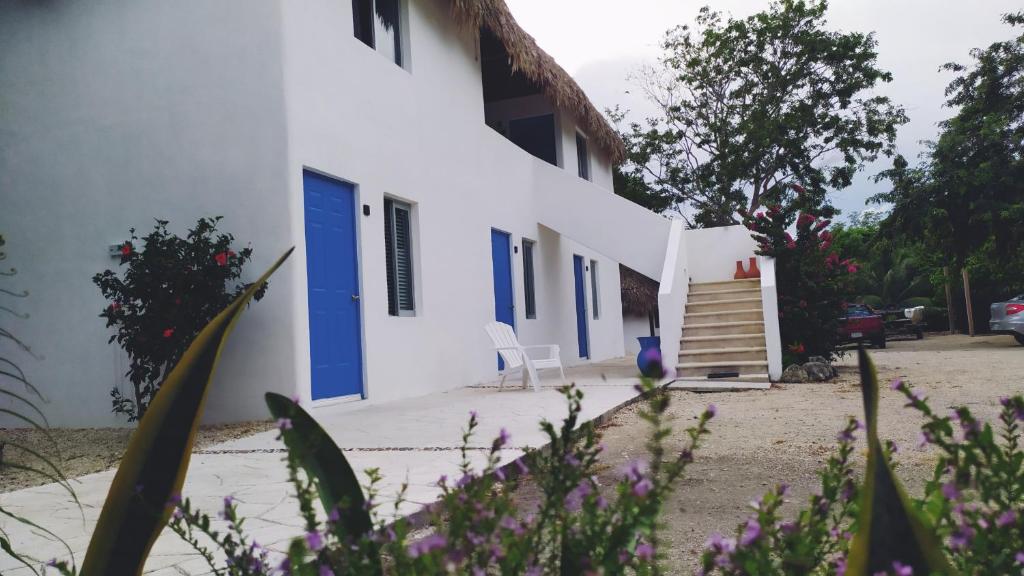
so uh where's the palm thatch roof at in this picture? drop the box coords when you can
[620,264,659,316]
[449,0,626,164]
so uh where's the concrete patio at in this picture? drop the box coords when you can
[0,358,647,574]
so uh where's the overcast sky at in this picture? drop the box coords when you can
[504,0,1017,220]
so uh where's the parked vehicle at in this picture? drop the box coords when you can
[990,295,1024,346]
[839,304,887,348]
[877,305,925,340]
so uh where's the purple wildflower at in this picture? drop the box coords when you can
[892,561,913,576]
[941,481,961,501]
[706,404,717,418]
[835,556,847,576]
[319,566,335,576]
[997,510,1017,528]
[276,418,293,431]
[328,507,340,523]
[1016,551,1024,565]
[621,459,648,482]
[469,410,478,420]
[494,427,510,448]
[408,534,447,558]
[635,543,655,561]
[305,530,324,552]
[740,518,762,546]
[949,524,975,550]
[778,521,798,535]
[705,532,736,554]
[890,378,903,391]
[632,478,654,498]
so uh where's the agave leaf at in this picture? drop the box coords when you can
[264,393,377,554]
[80,248,292,576]
[846,347,957,575]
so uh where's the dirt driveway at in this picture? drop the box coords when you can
[587,333,1024,572]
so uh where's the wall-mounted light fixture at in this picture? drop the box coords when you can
[363,204,371,217]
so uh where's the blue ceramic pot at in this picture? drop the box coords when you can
[636,336,662,377]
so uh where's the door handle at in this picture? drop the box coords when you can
[352,294,361,302]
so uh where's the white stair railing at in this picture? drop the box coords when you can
[657,220,688,377]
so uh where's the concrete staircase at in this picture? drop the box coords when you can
[672,278,771,390]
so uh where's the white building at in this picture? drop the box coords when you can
[0,0,782,428]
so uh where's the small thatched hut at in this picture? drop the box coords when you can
[620,265,659,354]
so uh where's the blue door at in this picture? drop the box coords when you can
[491,229,515,369]
[303,170,364,400]
[573,255,590,359]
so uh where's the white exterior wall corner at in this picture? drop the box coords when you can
[1,0,634,427]
[0,0,296,427]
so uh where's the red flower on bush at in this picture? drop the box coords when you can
[789,342,806,354]
[162,328,175,338]
[214,252,228,266]
[121,243,133,256]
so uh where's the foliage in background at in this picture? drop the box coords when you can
[871,11,1024,329]
[146,383,714,575]
[93,217,267,421]
[742,185,857,363]
[611,0,907,226]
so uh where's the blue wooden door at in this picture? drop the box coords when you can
[303,170,364,400]
[573,255,590,359]
[491,229,515,369]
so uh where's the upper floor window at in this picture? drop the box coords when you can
[384,198,415,316]
[576,132,591,181]
[353,0,403,67]
[523,239,537,319]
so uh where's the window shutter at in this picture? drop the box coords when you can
[393,204,414,313]
[384,199,398,316]
[523,240,536,319]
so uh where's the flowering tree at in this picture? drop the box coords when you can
[93,217,266,421]
[742,185,858,363]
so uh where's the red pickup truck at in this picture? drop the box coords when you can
[839,304,887,349]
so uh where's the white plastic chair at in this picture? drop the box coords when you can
[484,322,566,391]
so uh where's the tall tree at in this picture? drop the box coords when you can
[613,0,907,226]
[873,11,1024,284]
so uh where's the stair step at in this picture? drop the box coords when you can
[683,321,765,337]
[685,309,764,323]
[679,346,767,356]
[676,360,769,379]
[668,378,771,391]
[688,288,762,303]
[680,335,765,351]
[689,278,760,292]
[687,297,763,312]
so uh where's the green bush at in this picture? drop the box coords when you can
[93,217,266,421]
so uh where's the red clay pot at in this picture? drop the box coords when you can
[746,256,761,279]
[734,260,746,279]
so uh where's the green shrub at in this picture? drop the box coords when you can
[93,217,266,421]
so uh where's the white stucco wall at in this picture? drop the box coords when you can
[1,0,636,427]
[623,315,657,356]
[0,0,296,427]
[684,225,759,283]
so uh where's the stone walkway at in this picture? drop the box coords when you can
[0,358,646,574]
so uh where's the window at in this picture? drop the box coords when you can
[523,240,537,319]
[384,198,415,316]
[590,259,600,319]
[352,0,403,67]
[576,132,590,180]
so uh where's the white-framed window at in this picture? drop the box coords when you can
[522,239,537,319]
[384,198,415,316]
[590,259,600,319]
[352,0,405,67]
[576,132,591,181]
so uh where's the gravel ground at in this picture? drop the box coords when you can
[0,420,275,492]
[516,333,1024,573]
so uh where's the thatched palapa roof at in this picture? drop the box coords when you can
[620,264,659,316]
[449,0,626,164]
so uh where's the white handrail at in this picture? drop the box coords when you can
[758,255,783,380]
[657,219,688,379]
